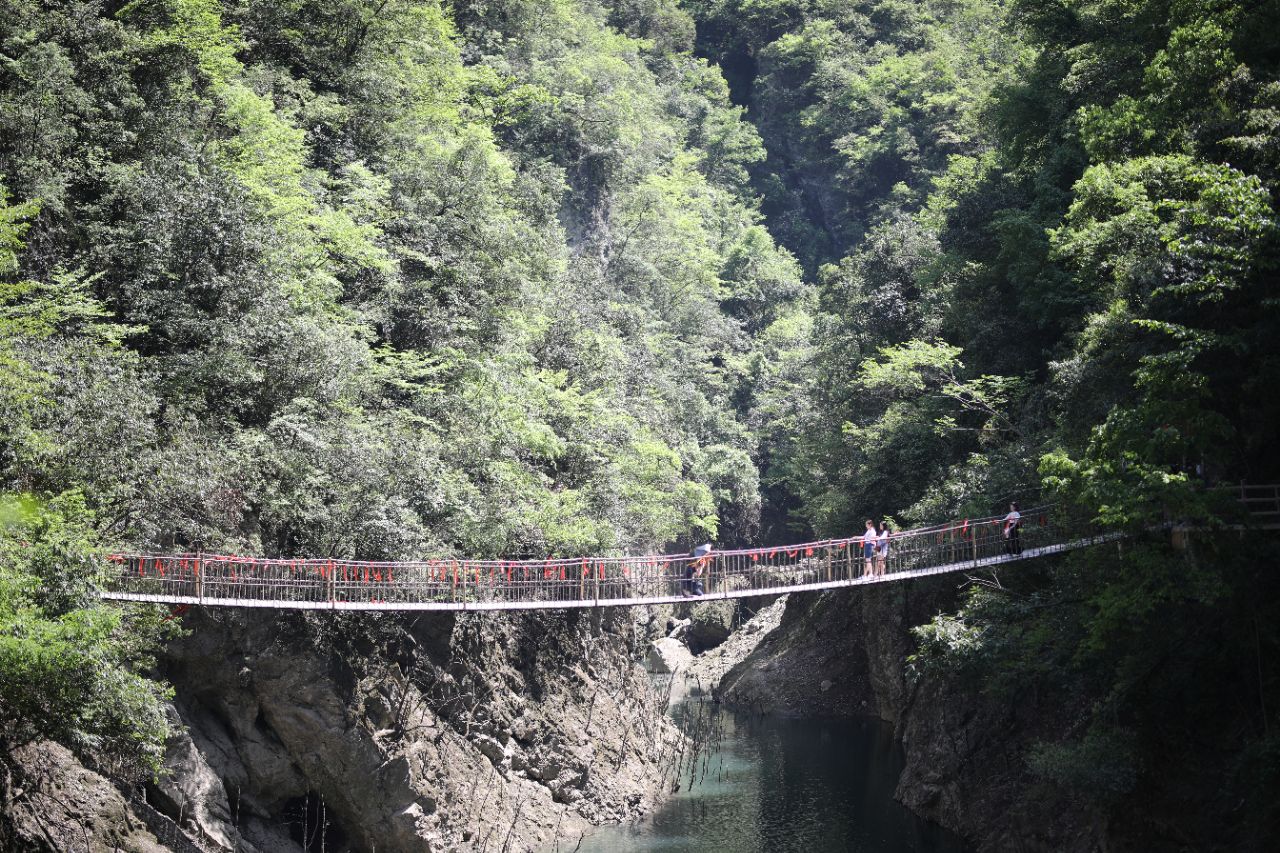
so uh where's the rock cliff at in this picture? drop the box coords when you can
[713,574,1098,852]
[0,741,178,853]
[155,606,677,852]
[2,605,679,853]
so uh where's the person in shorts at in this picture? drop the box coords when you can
[863,519,878,576]
[876,521,891,574]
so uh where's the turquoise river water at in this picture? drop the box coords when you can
[577,682,970,853]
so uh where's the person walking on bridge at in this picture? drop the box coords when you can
[1003,502,1022,556]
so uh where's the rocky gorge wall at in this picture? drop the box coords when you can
[711,573,1101,852]
[1,570,1098,853]
[2,605,681,853]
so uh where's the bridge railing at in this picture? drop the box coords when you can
[1229,483,1280,526]
[102,505,1103,609]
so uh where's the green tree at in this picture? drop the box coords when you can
[0,493,173,778]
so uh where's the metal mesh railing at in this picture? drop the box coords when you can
[101,505,1118,611]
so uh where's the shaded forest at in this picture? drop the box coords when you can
[2,0,1278,848]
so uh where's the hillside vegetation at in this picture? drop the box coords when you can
[686,1,1280,845]
[2,1,1278,846]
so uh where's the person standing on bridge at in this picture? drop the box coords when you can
[1003,501,1022,556]
[876,521,891,575]
[863,520,878,576]
[684,543,711,596]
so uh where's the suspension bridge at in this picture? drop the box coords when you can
[99,506,1101,611]
[99,484,1280,612]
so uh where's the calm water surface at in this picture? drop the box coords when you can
[579,682,969,853]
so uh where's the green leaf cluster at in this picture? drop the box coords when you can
[0,493,173,778]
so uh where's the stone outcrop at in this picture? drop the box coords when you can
[684,596,786,690]
[714,578,940,719]
[712,571,1101,852]
[683,599,735,652]
[146,606,677,852]
[0,741,171,853]
[645,637,693,673]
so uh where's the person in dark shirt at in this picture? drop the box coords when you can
[1003,502,1022,556]
[684,543,711,596]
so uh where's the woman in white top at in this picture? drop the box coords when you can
[1003,501,1022,556]
[862,519,877,576]
[876,522,890,575]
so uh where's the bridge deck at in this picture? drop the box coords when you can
[100,508,1129,611]
[96,487,1280,612]
[101,535,1116,611]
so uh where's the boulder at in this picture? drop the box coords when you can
[645,637,693,673]
[686,599,736,652]
[665,617,692,640]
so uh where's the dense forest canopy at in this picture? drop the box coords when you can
[2,0,1278,846]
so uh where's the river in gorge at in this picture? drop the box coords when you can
[578,680,970,853]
